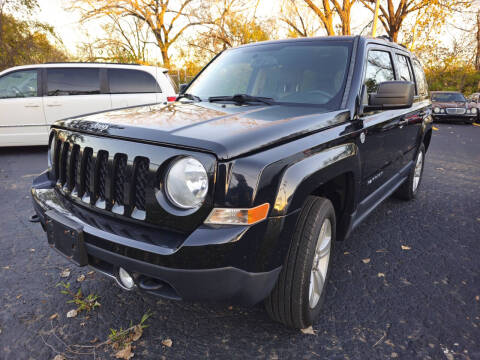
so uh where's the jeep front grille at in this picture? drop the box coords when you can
[52,138,149,220]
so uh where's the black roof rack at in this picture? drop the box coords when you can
[44,62,141,65]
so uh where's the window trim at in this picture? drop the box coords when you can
[0,68,42,99]
[410,58,429,99]
[106,68,162,94]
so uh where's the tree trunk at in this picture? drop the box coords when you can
[476,9,480,71]
[160,46,170,68]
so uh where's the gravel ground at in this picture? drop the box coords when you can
[0,123,479,360]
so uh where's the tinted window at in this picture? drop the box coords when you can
[364,50,395,93]
[0,70,38,99]
[412,60,428,96]
[396,54,414,82]
[108,69,160,93]
[47,68,100,96]
[186,41,353,108]
[431,93,466,102]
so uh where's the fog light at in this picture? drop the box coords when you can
[118,267,134,289]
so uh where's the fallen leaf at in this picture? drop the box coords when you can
[49,313,58,320]
[343,251,350,255]
[30,248,35,252]
[115,344,134,359]
[132,325,143,342]
[228,306,233,310]
[60,269,71,278]
[377,273,385,278]
[300,326,316,335]
[475,296,479,302]
[362,258,370,264]
[87,271,95,276]
[77,274,86,282]
[436,167,445,171]
[53,355,66,360]
[66,309,77,318]
[16,294,22,299]
[401,245,411,250]
[2,266,10,269]
[90,337,98,344]
[432,126,439,131]
[162,338,173,347]
[80,322,86,327]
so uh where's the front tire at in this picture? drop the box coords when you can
[395,144,425,200]
[265,196,335,328]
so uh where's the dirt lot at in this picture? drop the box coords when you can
[0,123,479,359]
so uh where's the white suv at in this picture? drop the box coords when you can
[0,63,177,146]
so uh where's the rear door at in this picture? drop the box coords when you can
[0,68,47,146]
[393,54,429,167]
[43,67,111,124]
[108,68,160,109]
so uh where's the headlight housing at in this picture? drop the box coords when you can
[433,107,440,113]
[165,157,208,209]
[440,108,445,113]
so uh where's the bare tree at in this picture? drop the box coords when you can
[70,0,209,68]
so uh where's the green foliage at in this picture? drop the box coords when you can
[426,66,480,96]
[56,281,101,313]
[0,13,68,71]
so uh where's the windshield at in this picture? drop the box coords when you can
[185,40,353,108]
[431,93,466,102]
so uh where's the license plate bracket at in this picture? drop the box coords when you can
[45,210,88,266]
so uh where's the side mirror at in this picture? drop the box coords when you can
[179,83,189,94]
[364,81,414,112]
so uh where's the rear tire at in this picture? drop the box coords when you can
[395,144,425,200]
[265,196,335,328]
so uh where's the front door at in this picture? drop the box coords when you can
[0,69,47,146]
[359,48,405,200]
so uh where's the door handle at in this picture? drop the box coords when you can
[24,104,40,108]
[398,119,409,126]
[47,103,62,107]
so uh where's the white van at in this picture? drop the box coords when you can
[0,63,178,146]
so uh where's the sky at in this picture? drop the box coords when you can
[29,0,476,64]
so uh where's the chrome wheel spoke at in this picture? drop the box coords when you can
[308,218,332,309]
[412,152,423,192]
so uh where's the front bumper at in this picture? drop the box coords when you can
[32,172,287,305]
[432,113,477,123]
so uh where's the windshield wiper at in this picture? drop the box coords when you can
[177,93,202,102]
[209,94,275,105]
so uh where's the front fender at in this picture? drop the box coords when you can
[271,143,360,217]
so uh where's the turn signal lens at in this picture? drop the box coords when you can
[205,203,270,225]
[167,96,177,102]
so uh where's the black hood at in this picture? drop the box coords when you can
[54,102,350,160]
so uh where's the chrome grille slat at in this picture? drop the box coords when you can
[446,108,466,115]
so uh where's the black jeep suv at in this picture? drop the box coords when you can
[32,36,432,328]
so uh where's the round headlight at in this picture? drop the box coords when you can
[471,107,478,114]
[433,107,440,113]
[165,157,208,209]
[440,108,445,113]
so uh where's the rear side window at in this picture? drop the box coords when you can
[396,54,414,82]
[412,59,428,96]
[47,68,100,96]
[108,69,161,94]
[0,70,38,98]
[364,50,395,93]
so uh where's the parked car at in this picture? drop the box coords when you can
[31,36,432,328]
[0,63,177,147]
[431,91,477,124]
[467,93,480,122]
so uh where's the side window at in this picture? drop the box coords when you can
[108,69,161,94]
[47,68,100,96]
[364,50,395,94]
[412,59,428,96]
[0,70,38,99]
[396,54,414,82]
